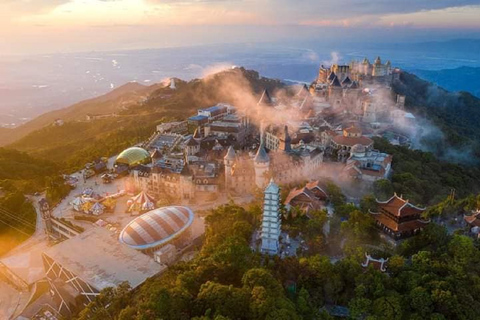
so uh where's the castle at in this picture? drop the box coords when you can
[224,131,324,193]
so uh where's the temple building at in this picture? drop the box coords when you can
[284,180,328,214]
[261,179,281,255]
[371,194,429,240]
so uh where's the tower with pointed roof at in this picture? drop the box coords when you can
[254,141,270,189]
[279,125,292,152]
[261,179,281,255]
[224,146,236,190]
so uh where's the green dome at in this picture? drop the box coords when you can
[115,147,151,167]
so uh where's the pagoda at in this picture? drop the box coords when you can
[371,193,429,239]
[261,179,281,255]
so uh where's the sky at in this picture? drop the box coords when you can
[1,0,480,55]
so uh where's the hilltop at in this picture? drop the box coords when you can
[393,71,480,161]
[0,82,161,146]
[7,68,283,170]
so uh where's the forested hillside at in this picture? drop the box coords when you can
[412,67,480,98]
[77,204,480,320]
[9,68,283,172]
[372,137,480,205]
[0,148,71,255]
[394,71,480,161]
[0,82,160,146]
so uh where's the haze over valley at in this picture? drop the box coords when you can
[2,39,480,128]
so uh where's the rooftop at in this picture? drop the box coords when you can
[43,227,165,291]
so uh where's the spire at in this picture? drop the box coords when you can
[254,143,269,164]
[224,145,236,161]
[265,178,279,193]
[341,76,352,86]
[328,71,336,81]
[330,76,342,87]
[282,125,292,152]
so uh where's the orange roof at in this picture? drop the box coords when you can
[285,187,317,205]
[377,194,425,217]
[464,212,480,227]
[344,126,362,135]
[332,135,373,147]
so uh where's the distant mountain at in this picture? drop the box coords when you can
[412,67,480,98]
[0,82,161,146]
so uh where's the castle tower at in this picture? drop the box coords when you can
[224,146,236,191]
[279,125,292,152]
[261,179,281,255]
[362,100,376,123]
[254,142,270,189]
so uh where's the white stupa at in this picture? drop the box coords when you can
[261,179,281,255]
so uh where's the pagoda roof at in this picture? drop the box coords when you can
[376,193,425,218]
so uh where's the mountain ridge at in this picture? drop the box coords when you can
[0,82,161,146]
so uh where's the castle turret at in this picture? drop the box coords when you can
[254,141,270,189]
[279,125,292,152]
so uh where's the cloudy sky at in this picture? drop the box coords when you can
[1,0,480,54]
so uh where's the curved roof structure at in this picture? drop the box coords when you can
[119,206,194,250]
[115,147,151,167]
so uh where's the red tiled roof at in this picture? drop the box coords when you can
[344,126,362,135]
[377,194,425,217]
[464,213,480,227]
[285,187,317,205]
[332,135,373,147]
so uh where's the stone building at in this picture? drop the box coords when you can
[343,144,392,182]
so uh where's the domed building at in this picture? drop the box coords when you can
[119,206,194,252]
[351,144,366,157]
[115,147,151,167]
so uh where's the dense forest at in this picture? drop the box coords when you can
[394,71,480,161]
[0,148,71,255]
[372,137,480,205]
[77,204,480,320]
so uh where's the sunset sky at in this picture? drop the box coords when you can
[1,0,480,55]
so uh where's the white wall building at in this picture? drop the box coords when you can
[261,179,281,255]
